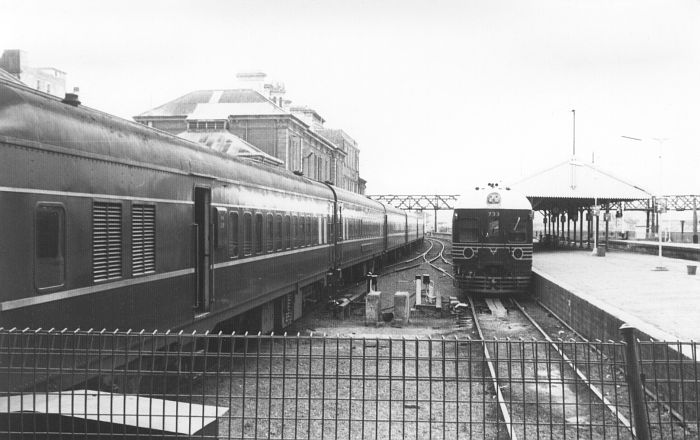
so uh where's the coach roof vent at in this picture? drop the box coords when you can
[62,92,81,106]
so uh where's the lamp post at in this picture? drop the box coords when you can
[652,137,669,270]
[621,136,669,271]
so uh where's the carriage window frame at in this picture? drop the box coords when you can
[35,203,66,292]
[275,214,283,251]
[255,213,263,254]
[242,212,252,256]
[300,215,306,247]
[284,215,291,249]
[266,213,274,252]
[228,211,239,258]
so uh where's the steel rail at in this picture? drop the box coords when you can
[384,240,434,270]
[467,295,517,440]
[428,236,454,266]
[424,239,455,279]
[511,299,635,434]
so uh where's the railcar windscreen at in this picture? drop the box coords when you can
[486,217,500,239]
[508,215,528,243]
[455,217,479,241]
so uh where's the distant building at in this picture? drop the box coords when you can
[134,72,365,192]
[0,49,66,97]
[317,129,361,194]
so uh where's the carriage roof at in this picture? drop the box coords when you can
[454,186,532,210]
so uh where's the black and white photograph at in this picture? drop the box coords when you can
[1,0,699,438]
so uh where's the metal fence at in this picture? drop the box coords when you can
[0,328,698,439]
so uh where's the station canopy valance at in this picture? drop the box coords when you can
[509,159,652,211]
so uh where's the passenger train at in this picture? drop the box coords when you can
[452,184,533,295]
[0,78,423,333]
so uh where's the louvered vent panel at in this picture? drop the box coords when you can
[132,204,156,275]
[93,202,122,282]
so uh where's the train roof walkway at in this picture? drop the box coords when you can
[533,249,700,341]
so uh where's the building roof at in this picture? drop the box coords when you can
[186,102,286,120]
[289,106,325,123]
[317,128,359,151]
[136,89,283,118]
[510,159,652,210]
[0,67,21,84]
[176,130,283,166]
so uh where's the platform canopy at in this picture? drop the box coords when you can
[510,159,652,211]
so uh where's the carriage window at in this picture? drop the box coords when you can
[298,216,304,247]
[36,204,65,290]
[304,216,309,246]
[228,212,239,257]
[314,217,320,245]
[267,214,274,252]
[507,215,527,243]
[291,216,297,248]
[455,218,479,242]
[275,215,283,251]
[255,213,263,254]
[285,215,291,249]
[243,213,252,256]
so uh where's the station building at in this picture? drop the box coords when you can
[134,72,364,193]
[0,49,67,98]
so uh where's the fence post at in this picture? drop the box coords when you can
[620,324,651,440]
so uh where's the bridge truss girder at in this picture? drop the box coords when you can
[366,194,460,211]
[369,194,699,212]
[613,195,700,212]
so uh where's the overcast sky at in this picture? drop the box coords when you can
[3,0,700,195]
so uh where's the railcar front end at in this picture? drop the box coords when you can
[452,186,533,296]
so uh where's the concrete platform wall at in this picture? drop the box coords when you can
[531,272,626,343]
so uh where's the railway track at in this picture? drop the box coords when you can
[423,237,454,276]
[466,296,637,439]
[527,298,694,436]
[421,236,642,438]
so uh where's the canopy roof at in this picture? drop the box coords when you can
[510,159,652,211]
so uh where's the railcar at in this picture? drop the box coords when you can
[0,78,423,333]
[452,184,533,295]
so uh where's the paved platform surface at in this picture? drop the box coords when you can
[533,249,700,341]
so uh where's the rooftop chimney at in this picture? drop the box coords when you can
[62,92,80,106]
[236,71,267,93]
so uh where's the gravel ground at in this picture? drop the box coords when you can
[151,240,688,439]
[173,244,507,439]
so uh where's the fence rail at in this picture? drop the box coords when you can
[0,328,698,439]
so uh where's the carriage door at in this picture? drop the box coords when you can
[194,186,212,314]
